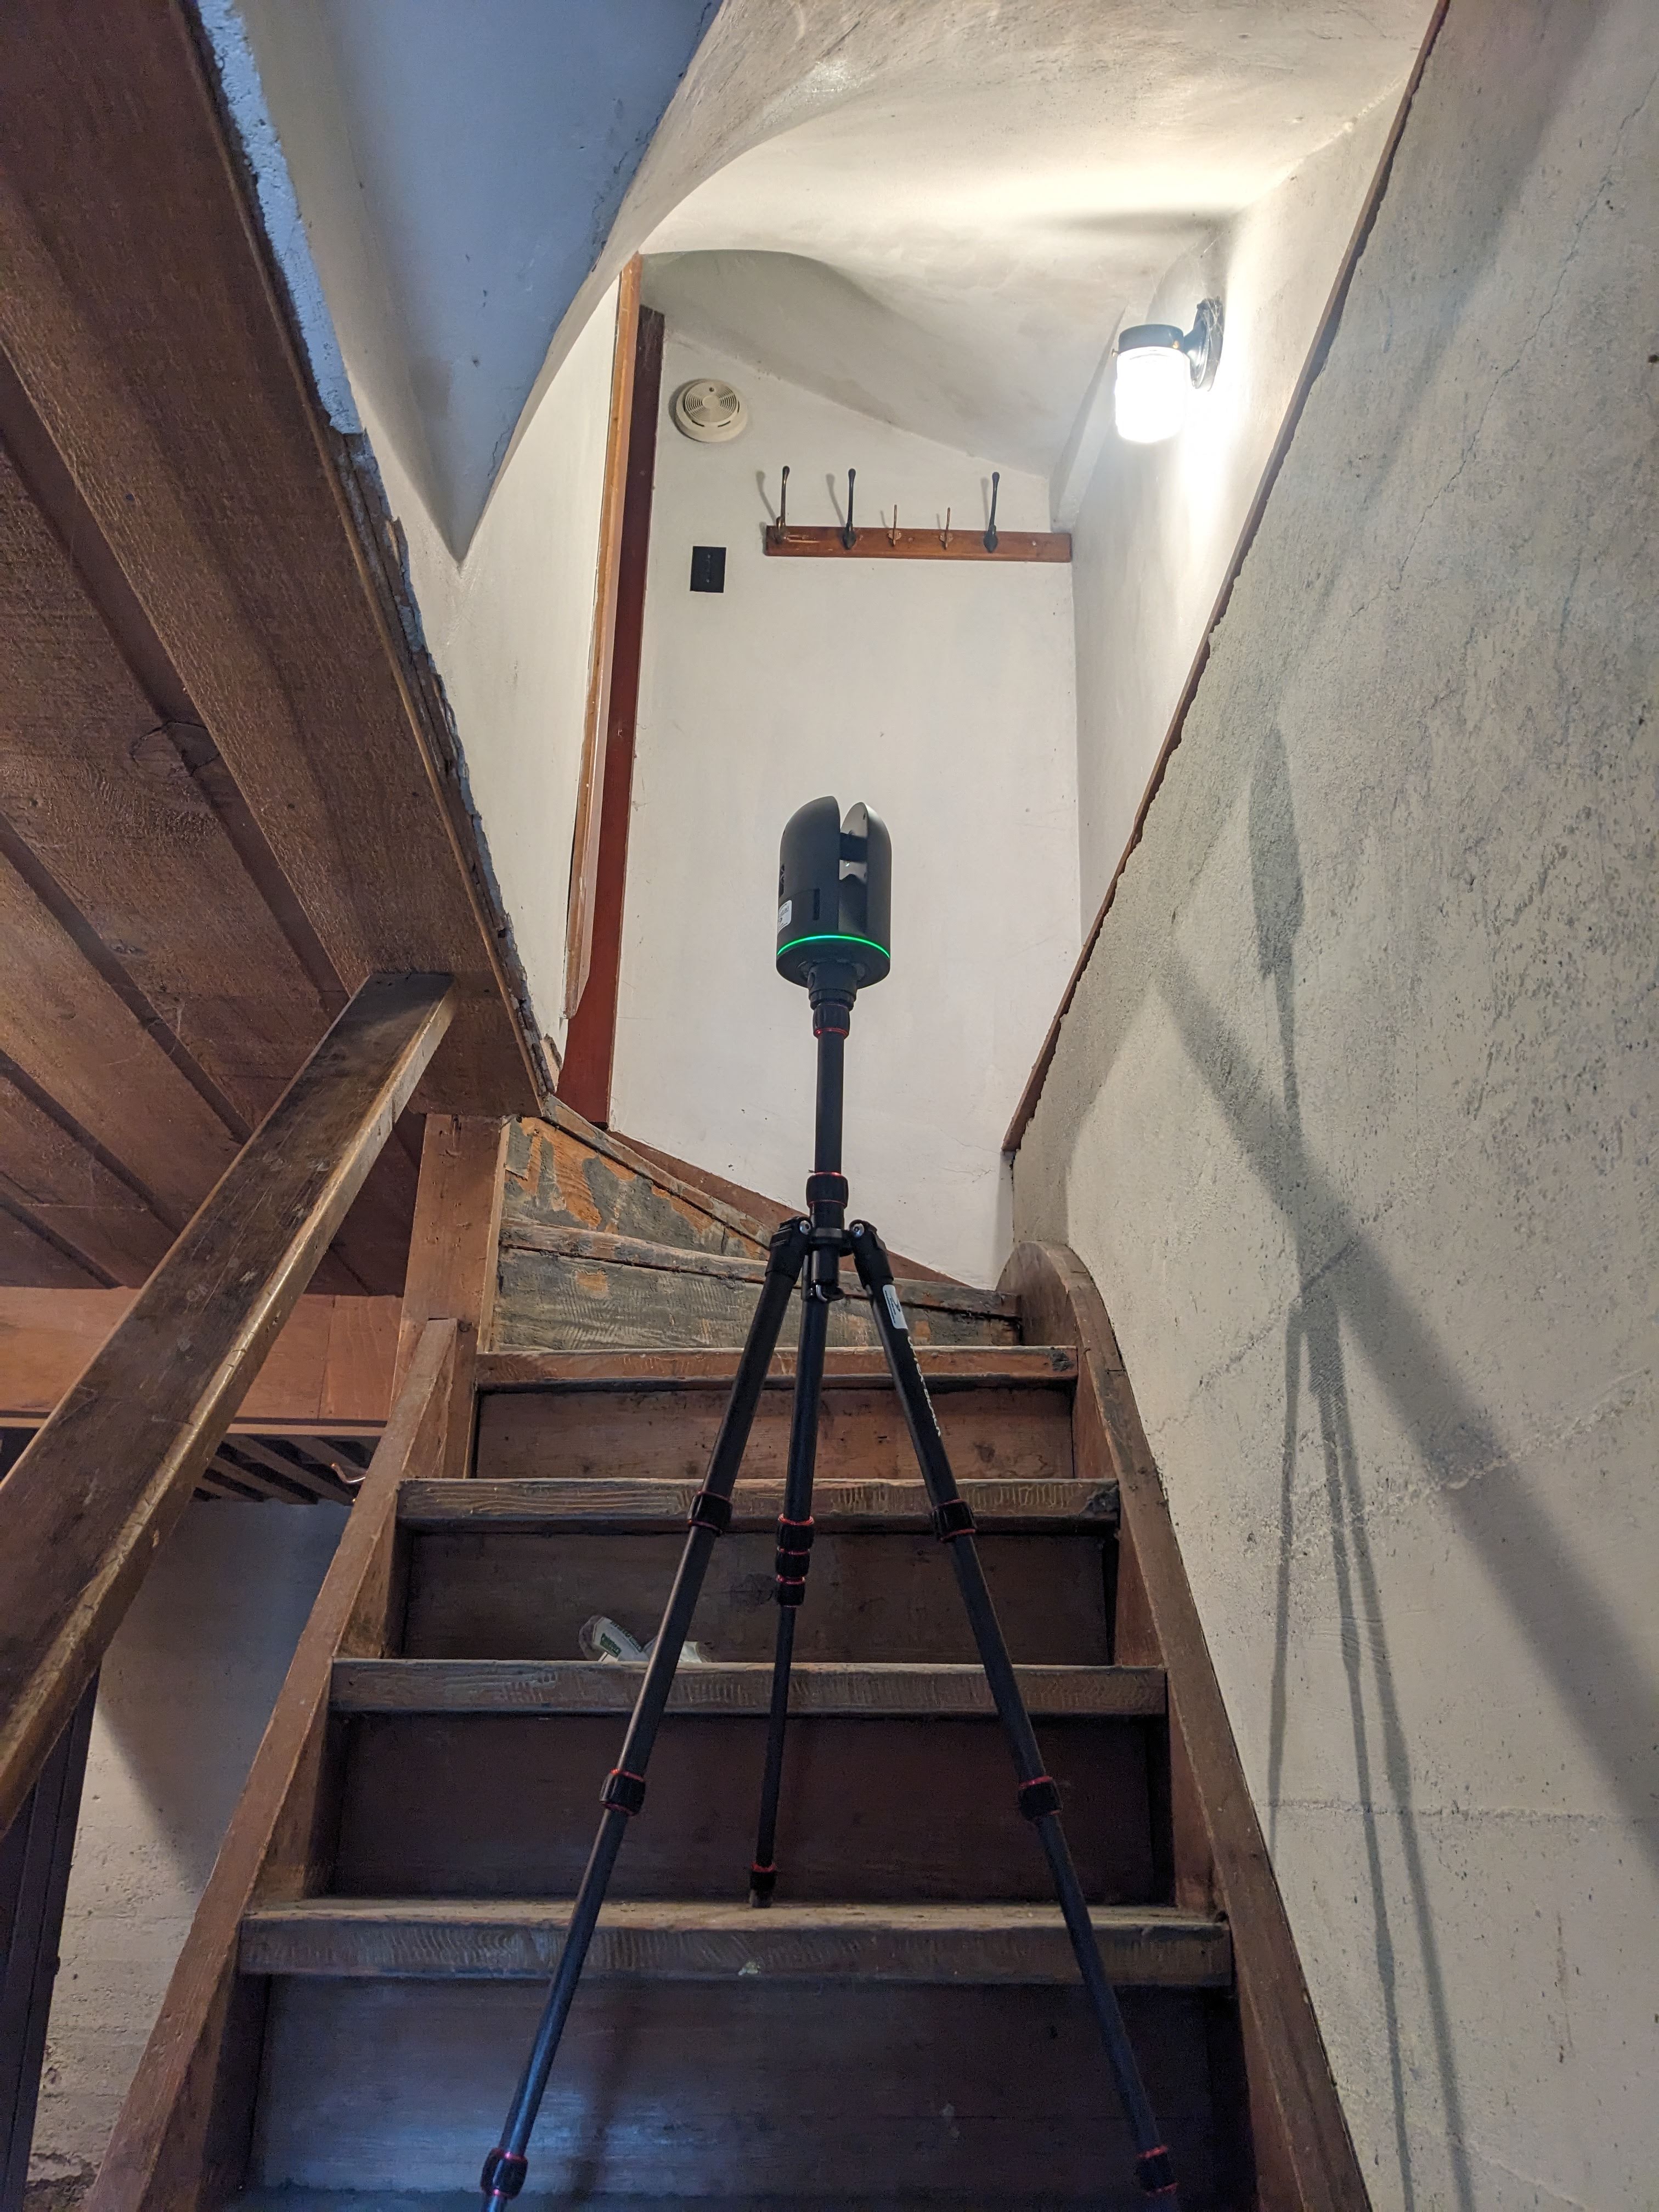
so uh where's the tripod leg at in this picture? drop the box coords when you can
[477,1217,811,2208]
[849,1222,1181,2206]
[748,1284,831,1901]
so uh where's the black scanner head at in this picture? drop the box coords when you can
[776,797,891,991]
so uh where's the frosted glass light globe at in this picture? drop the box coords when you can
[1114,334,1190,444]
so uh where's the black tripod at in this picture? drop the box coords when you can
[479,966,1180,2207]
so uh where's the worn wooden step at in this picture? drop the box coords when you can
[241,1897,1228,1985]
[401,1521,1113,1666]
[243,1977,1229,2203]
[330,1709,1155,1902]
[402,1475,1113,1531]
[495,1224,1019,1352]
[331,1659,1164,1718]
[475,1344,1076,1390]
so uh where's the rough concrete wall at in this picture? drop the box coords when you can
[26,1503,344,2204]
[1012,3,1658,2205]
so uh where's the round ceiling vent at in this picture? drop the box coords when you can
[672,378,747,443]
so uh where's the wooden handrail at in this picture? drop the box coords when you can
[1001,1242,1370,2209]
[87,1318,459,2212]
[0,974,455,1837]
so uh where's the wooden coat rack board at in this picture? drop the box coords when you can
[766,526,1069,563]
[762,467,1070,563]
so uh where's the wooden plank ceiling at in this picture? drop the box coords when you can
[0,0,544,1293]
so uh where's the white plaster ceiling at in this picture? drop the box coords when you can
[639,0,1431,473]
[233,0,719,550]
[233,0,1430,544]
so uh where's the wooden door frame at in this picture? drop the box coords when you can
[558,301,665,1124]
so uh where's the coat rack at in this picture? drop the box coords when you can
[764,465,1070,563]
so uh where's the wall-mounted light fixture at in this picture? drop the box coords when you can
[1113,300,1223,444]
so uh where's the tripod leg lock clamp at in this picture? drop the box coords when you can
[805,1171,849,1206]
[601,1767,647,1815]
[688,1489,732,1534]
[749,1861,777,1899]
[775,1514,814,1600]
[1017,1774,1063,1821]
[1134,2144,1179,2196]
[480,2147,529,2199]
[932,1497,977,1541]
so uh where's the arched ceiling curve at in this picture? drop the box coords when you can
[635,0,1431,472]
[231,0,1431,546]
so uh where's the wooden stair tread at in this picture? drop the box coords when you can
[476,1345,1077,1392]
[239,1897,1230,1987]
[330,1659,1165,1718]
[399,1475,1115,1530]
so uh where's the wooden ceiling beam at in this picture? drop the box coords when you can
[0,444,334,1131]
[0,2,540,1118]
[0,853,241,1226]
[221,1436,343,1505]
[0,1201,103,1290]
[0,1063,173,1287]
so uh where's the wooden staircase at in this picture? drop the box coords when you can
[86,1115,1365,2211]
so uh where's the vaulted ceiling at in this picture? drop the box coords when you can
[238,0,1429,540]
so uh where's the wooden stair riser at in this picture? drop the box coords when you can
[473,1383,1072,1486]
[401,1528,1115,1665]
[501,1117,766,1260]
[250,1977,1229,2203]
[329,1712,1159,1903]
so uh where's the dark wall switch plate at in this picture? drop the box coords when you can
[690,545,726,592]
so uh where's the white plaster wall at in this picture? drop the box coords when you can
[28,1504,345,2200]
[610,335,1079,1284]
[1013,1,1659,2202]
[1067,92,1405,921]
[358,286,620,1060]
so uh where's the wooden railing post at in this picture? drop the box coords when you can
[0,974,455,1838]
[397,1115,509,1480]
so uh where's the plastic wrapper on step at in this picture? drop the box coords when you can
[579,1612,708,1666]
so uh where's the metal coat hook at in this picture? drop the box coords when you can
[984,471,1000,554]
[774,464,790,545]
[887,505,899,548]
[941,507,951,550]
[842,466,857,550]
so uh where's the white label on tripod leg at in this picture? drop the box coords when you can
[883,1284,909,1333]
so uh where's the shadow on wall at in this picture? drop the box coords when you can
[1244,730,1471,2212]
[1149,730,1657,2207]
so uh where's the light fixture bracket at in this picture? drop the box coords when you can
[1183,298,1223,389]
